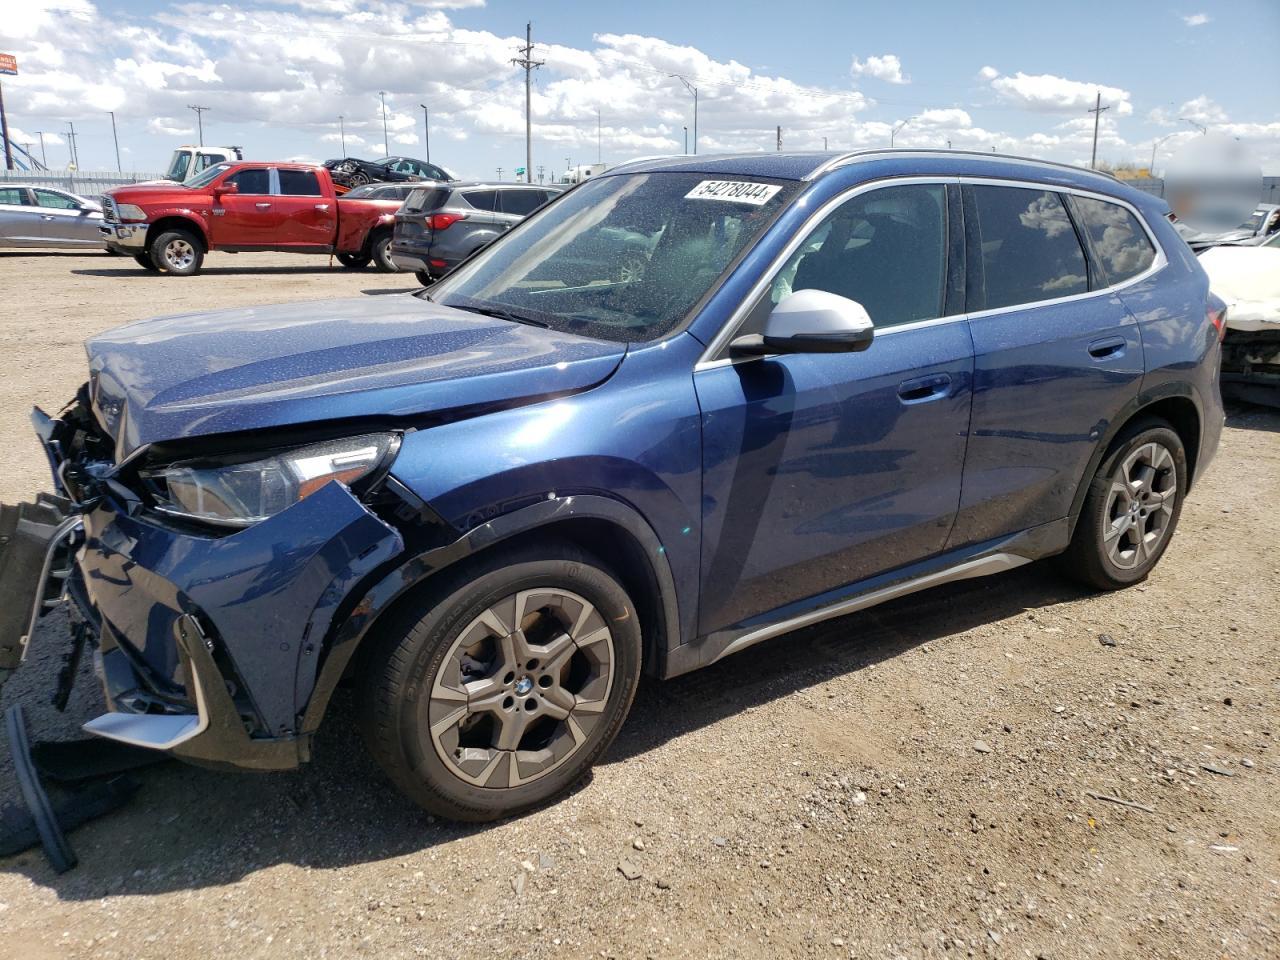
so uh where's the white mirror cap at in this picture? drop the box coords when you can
[767,289,873,339]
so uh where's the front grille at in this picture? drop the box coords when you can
[100,195,117,223]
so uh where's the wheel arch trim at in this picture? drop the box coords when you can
[298,493,680,734]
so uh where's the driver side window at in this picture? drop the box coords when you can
[765,184,948,330]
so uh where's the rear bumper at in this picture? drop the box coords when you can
[389,240,449,277]
[99,223,146,252]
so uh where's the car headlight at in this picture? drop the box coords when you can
[115,204,149,222]
[145,433,396,528]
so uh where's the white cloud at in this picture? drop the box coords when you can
[916,108,972,127]
[147,117,195,136]
[984,69,1134,117]
[850,54,908,85]
[978,65,999,81]
[1178,95,1228,125]
[1182,13,1210,26]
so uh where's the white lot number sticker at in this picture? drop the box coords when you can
[685,180,782,206]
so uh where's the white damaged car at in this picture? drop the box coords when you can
[1200,232,1280,407]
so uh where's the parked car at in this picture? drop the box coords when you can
[340,182,420,202]
[390,181,563,284]
[1174,203,1280,251]
[99,161,409,274]
[2,150,1224,823]
[1200,232,1280,407]
[0,185,103,248]
[323,155,455,189]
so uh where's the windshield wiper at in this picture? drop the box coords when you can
[448,303,549,328]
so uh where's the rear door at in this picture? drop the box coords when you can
[32,189,101,245]
[0,187,42,245]
[949,182,1146,548]
[273,168,336,247]
[695,180,974,636]
[211,166,279,246]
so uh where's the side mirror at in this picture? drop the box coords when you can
[730,289,875,356]
[213,181,239,198]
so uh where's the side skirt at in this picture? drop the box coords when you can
[664,518,1069,677]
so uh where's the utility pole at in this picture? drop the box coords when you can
[35,131,47,167]
[65,121,78,169]
[683,126,688,154]
[338,114,346,155]
[0,80,12,171]
[378,91,388,156]
[823,136,828,150]
[419,103,430,163]
[511,21,543,183]
[597,108,601,164]
[671,75,698,154]
[187,104,209,146]
[776,125,781,151]
[496,166,503,181]
[1088,91,1109,169]
[536,163,545,184]
[108,110,121,172]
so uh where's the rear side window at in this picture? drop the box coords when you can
[1070,196,1156,286]
[462,190,499,212]
[498,189,546,216]
[278,169,321,196]
[226,168,270,195]
[971,186,1088,310]
[0,188,29,205]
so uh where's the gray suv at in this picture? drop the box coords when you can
[390,182,562,284]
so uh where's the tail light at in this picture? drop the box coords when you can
[427,212,467,231]
[1208,305,1227,342]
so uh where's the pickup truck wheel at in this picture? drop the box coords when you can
[371,232,399,273]
[336,252,371,269]
[358,543,642,821]
[133,253,161,273]
[415,271,433,287]
[150,229,203,276]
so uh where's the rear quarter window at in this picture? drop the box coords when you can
[970,185,1088,310]
[404,187,448,212]
[1069,196,1156,286]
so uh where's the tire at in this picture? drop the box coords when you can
[133,253,160,272]
[350,171,371,187]
[149,229,203,276]
[1058,418,1188,591]
[415,270,433,287]
[358,543,643,821]
[336,252,371,269]
[370,232,398,273]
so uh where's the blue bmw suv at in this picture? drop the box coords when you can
[1,150,1223,821]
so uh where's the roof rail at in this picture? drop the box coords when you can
[806,148,1124,184]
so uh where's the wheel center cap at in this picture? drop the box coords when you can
[514,676,533,696]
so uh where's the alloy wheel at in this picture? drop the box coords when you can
[427,588,616,789]
[1102,441,1177,570]
[162,238,195,271]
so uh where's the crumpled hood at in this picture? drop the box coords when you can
[85,294,626,459]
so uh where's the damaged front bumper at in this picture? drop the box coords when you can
[2,403,405,771]
[99,223,146,252]
[1221,329,1280,408]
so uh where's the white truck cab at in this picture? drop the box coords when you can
[162,146,244,184]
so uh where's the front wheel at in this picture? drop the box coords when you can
[370,232,398,272]
[1059,419,1187,590]
[359,544,642,821]
[133,253,161,272]
[149,229,203,276]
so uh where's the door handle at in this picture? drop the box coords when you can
[314,204,330,211]
[41,215,56,221]
[1088,337,1126,360]
[897,373,952,405]
[255,202,272,209]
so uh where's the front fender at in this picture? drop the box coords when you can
[143,210,210,245]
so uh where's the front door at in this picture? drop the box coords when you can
[32,189,102,245]
[694,181,974,636]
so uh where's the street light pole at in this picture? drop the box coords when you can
[419,103,430,163]
[671,75,698,154]
[338,114,345,155]
[890,117,916,147]
[35,131,47,167]
[1149,132,1179,175]
[683,126,688,155]
[108,110,121,172]
[1180,117,1207,136]
[378,91,389,156]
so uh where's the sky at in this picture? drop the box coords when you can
[2,0,1278,179]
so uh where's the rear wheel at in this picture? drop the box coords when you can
[1059,419,1187,590]
[336,252,371,269]
[133,253,160,272]
[370,232,398,272]
[149,229,203,276]
[415,270,433,287]
[359,544,642,821]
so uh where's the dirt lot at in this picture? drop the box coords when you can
[0,249,1277,960]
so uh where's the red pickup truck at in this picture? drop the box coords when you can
[100,162,405,276]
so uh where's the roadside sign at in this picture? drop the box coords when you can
[0,54,17,76]
[515,166,526,176]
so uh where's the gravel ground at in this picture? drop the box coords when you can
[0,250,1277,960]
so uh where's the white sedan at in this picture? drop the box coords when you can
[1200,233,1280,406]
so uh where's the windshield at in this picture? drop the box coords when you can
[164,151,191,182]
[185,163,235,189]
[1239,211,1264,232]
[427,172,796,342]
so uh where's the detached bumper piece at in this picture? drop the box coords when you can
[6,704,76,873]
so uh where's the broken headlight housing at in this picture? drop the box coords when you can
[143,433,396,528]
